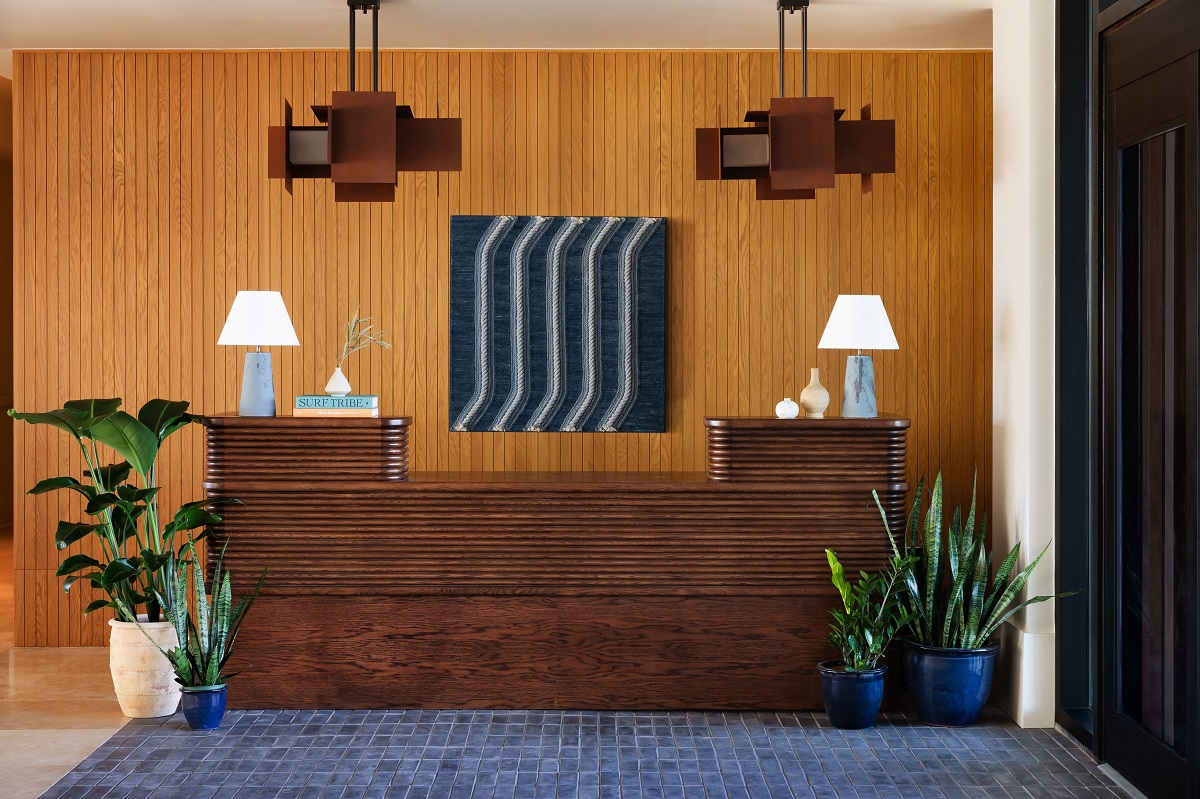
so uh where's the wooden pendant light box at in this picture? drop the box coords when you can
[265,0,462,202]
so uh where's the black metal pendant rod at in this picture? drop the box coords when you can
[801,3,808,98]
[778,7,785,98]
[349,4,357,91]
[347,1,381,92]
[372,3,380,91]
[777,1,811,100]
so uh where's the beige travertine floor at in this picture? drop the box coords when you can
[0,530,128,799]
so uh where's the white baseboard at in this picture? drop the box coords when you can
[991,623,1056,728]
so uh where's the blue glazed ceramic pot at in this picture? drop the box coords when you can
[818,661,887,730]
[903,639,1000,726]
[181,685,228,731]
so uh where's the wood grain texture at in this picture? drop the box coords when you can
[203,416,906,709]
[204,415,410,482]
[1,75,12,533]
[705,416,909,487]
[233,595,840,709]
[10,50,992,646]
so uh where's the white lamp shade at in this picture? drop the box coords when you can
[217,291,300,347]
[817,294,899,351]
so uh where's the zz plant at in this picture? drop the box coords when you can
[10,398,238,622]
[825,515,920,671]
[883,471,1067,650]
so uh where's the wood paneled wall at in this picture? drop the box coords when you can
[11,49,992,646]
[1,75,13,537]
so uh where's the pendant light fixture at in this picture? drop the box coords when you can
[267,0,462,203]
[695,0,895,200]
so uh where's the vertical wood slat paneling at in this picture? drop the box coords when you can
[0,75,14,538]
[11,49,993,646]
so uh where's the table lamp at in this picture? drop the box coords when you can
[817,295,899,418]
[217,291,300,416]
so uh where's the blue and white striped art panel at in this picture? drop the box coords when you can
[450,216,667,433]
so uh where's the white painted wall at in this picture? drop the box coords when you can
[0,1,992,52]
[990,0,1057,728]
[0,51,10,78]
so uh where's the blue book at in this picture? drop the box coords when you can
[296,395,379,410]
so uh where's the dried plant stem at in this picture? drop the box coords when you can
[336,306,392,369]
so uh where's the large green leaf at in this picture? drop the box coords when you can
[88,462,133,491]
[84,492,122,516]
[63,398,123,429]
[108,504,146,547]
[89,412,159,478]
[8,408,91,439]
[139,548,173,573]
[62,571,104,592]
[137,399,195,444]
[54,520,103,550]
[56,553,100,576]
[164,498,242,535]
[825,549,851,611]
[28,476,98,500]
[83,599,112,615]
[165,507,223,534]
[116,485,161,504]
[174,497,242,513]
[99,558,141,588]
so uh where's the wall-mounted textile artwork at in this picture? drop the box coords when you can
[450,216,667,433]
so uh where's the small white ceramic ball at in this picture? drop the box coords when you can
[775,397,800,419]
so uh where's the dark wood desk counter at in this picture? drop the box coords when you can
[204,415,909,710]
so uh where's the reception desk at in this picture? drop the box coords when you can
[203,415,909,710]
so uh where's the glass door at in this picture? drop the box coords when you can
[1101,53,1199,799]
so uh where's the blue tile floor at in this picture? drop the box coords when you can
[42,709,1128,799]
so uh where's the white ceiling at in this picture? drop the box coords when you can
[0,0,992,54]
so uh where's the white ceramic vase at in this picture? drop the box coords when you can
[800,367,831,418]
[775,397,800,419]
[108,617,181,718]
[325,366,352,396]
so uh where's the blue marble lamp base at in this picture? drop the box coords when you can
[239,351,277,417]
[841,354,878,418]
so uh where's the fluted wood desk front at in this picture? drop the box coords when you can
[203,415,908,710]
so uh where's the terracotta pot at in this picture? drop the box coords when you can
[108,616,181,718]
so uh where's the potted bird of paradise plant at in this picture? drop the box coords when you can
[9,398,239,718]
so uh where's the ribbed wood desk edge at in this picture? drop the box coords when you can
[704,415,910,482]
[703,415,911,429]
[202,418,911,710]
[203,415,412,428]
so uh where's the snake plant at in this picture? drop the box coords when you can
[876,471,1068,650]
[129,541,267,687]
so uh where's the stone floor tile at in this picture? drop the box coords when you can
[35,709,1135,799]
